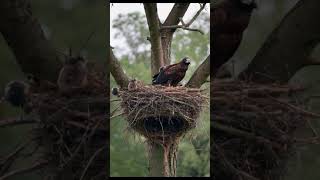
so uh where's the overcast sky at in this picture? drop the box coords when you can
[110,3,209,56]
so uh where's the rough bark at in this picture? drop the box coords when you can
[110,48,129,89]
[0,0,62,82]
[186,55,210,88]
[239,0,320,83]
[144,3,164,76]
[161,3,190,66]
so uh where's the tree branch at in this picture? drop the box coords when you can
[109,48,130,88]
[186,55,210,88]
[239,0,320,83]
[161,3,190,65]
[144,3,164,75]
[0,0,62,82]
[161,3,206,35]
[184,3,206,27]
[161,25,204,35]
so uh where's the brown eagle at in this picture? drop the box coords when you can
[152,57,190,86]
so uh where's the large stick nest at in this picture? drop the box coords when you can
[212,79,318,180]
[118,84,208,143]
[26,63,107,179]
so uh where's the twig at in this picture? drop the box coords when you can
[0,161,48,180]
[0,117,38,128]
[79,145,106,180]
[161,25,204,34]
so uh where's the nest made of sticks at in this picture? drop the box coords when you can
[212,79,318,180]
[26,63,108,179]
[118,84,208,143]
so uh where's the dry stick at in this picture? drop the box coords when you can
[79,145,106,180]
[214,142,260,180]
[0,161,48,180]
[0,118,38,128]
[269,96,320,118]
[213,122,282,149]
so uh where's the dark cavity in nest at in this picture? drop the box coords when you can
[133,116,195,135]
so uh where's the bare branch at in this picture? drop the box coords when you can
[185,3,206,27]
[186,55,210,88]
[109,48,130,89]
[143,3,164,75]
[161,25,204,34]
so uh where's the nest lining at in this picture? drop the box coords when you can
[119,84,208,142]
[212,79,317,180]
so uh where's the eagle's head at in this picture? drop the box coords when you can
[181,57,191,66]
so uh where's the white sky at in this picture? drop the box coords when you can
[110,3,209,56]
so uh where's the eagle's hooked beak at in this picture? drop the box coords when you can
[183,58,191,65]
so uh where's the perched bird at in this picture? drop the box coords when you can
[152,57,191,86]
[57,56,88,94]
[212,0,257,76]
[3,81,30,107]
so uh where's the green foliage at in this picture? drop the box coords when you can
[110,7,210,177]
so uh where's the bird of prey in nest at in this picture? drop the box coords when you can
[152,57,191,86]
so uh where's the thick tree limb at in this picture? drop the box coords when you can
[0,0,62,82]
[144,3,164,75]
[211,0,256,77]
[186,55,210,88]
[161,3,190,65]
[110,48,129,88]
[239,0,320,83]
